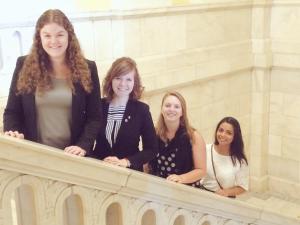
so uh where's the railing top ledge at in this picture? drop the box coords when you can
[0,134,130,192]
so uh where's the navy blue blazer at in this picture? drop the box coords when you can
[93,98,158,171]
[3,56,101,153]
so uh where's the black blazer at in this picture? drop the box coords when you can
[93,98,158,171]
[3,56,102,153]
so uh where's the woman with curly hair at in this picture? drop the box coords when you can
[3,9,101,156]
[93,57,157,171]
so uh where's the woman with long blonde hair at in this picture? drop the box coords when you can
[4,9,101,156]
[151,91,206,186]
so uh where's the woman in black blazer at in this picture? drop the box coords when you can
[93,57,157,171]
[3,9,101,156]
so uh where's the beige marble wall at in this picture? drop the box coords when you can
[89,5,252,88]
[267,1,300,199]
[268,69,300,198]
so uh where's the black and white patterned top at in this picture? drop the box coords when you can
[105,104,126,147]
[151,126,201,188]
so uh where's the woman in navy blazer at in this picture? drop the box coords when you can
[3,9,101,156]
[93,57,157,171]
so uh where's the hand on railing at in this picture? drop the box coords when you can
[166,174,183,183]
[103,156,130,168]
[64,146,86,157]
[4,130,24,139]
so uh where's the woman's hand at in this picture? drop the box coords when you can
[215,188,231,197]
[166,174,183,183]
[4,130,24,139]
[64,146,86,157]
[104,156,129,167]
[215,186,244,197]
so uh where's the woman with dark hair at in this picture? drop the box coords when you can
[93,57,157,171]
[150,91,206,186]
[201,117,249,197]
[3,9,101,156]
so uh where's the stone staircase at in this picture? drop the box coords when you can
[238,191,300,223]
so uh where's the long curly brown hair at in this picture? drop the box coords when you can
[17,9,92,94]
[102,57,144,101]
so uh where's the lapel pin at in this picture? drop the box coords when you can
[125,115,131,123]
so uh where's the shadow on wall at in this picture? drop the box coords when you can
[107,202,122,225]
[0,28,33,97]
[12,185,37,225]
[1,30,25,72]
[141,209,156,225]
[0,37,3,70]
[63,195,84,225]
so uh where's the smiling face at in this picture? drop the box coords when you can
[216,122,234,146]
[161,95,183,123]
[112,70,135,99]
[40,22,69,61]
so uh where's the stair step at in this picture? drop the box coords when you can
[239,193,300,221]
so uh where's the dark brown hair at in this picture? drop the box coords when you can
[214,116,248,166]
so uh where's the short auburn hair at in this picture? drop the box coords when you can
[102,57,144,101]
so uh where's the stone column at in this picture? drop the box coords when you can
[249,0,272,192]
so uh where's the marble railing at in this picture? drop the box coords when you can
[0,135,299,225]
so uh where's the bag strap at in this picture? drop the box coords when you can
[211,144,223,189]
[211,145,236,198]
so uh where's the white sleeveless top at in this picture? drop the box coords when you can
[201,144,249,191]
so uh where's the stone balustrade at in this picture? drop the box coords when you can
[0,135,299,225]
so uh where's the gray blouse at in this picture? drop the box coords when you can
[35,77,72,149]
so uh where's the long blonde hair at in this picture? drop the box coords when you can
[17,9,92,94]
[156,91,195,143]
